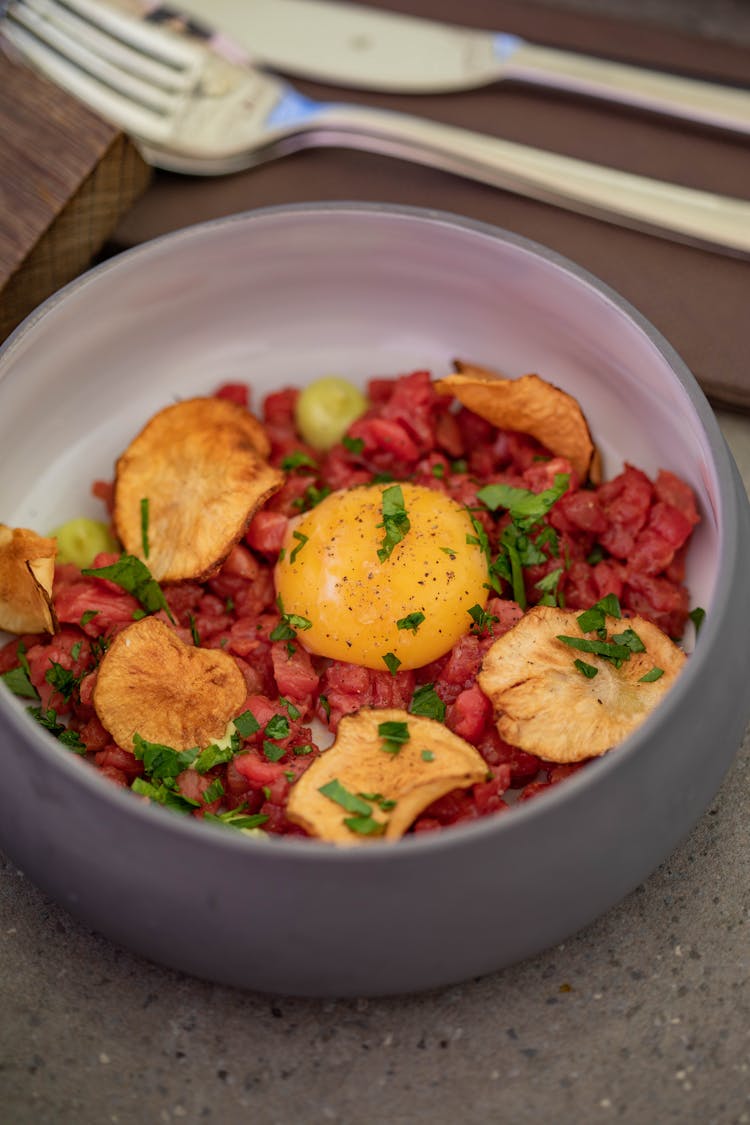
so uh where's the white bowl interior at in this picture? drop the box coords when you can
[0,205,720,629]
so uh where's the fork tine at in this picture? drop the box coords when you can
[4,0,206,142]
[16,0,198,92]
[39,0,203,72]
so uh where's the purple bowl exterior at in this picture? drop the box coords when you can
[1,204,749,997]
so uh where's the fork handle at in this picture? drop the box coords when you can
[494,37,750,137]
[304,103,750,257]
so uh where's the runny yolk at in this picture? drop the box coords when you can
[274,482,489,671]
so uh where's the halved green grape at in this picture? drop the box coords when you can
[51,517,119,568]
[294,376,368,452]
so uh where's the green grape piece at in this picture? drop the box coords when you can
[295,376,368,452]
[51,517,118,568]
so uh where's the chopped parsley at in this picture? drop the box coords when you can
[133,733,199,781]
[289,530,308,564]
[280,450,318,471]
[611,627,646,654]
[291,483,331,512]
[431,462,446,479]
[79,609,99,627]
[382,652,401,675]
[440,546,457,560]
[577,594,622,636]
[535,567,564,607]
[264,714,290,741]
[468,603,498,636]
[689,606,706,634]
[270,596,312,642]
[342,435,365,455]
[140,497,150,559]
[477,474,569,524]
[70,641,82,662]
[278,696,301,720]
[574,658,599,679]
[343,815,387,837]
[318,778,373,816]
[421,749,435,762]
[639,667,665,682]
[234,709,260,738]
[315,779,390,836]
[202,778,225,804]
[195,738,239,773]
[409,683,446,722]
[319,694,331,721]
[378,719,410,755]
[82,553,174,623]
[44,661,79,702]
[188,613,201,647]
[377,484,411,562]
[131,777,200,812]
[203,807,269,832]
[396,611,425,634]
[2,644,38,700]
[262,740,286,762]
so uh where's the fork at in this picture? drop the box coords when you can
[4,0,750,259]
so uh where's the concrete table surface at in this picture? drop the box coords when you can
[2,2,750,1123]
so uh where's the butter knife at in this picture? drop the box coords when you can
[156,0,750,136]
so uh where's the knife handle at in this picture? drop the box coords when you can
[495,36,750,137]
[306,103,750,257]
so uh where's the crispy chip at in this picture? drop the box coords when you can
[286,707,487,845]
[478,605,685,763]
[113,397,283,583]
[93,616,247,752]
[0,524,57,635]
[436,362,600,483]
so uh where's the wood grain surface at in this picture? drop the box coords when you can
[0,51,151,342]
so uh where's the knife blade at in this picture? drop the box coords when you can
[146,0,750,136]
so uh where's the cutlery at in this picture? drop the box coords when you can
[165,0,750,136]
[3,0,750,259]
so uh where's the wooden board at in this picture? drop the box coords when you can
[0,52,152,342]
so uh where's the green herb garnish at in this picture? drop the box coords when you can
[264,714,290,741]
[574,659,599,679]
[234,709,260,738]
[377,484,411,562]
[421,749,435,762]
[639,667,665,682]
[396,611,425,634]
[689,606,706,634]
[409,683,446,722]
[188,613,201,647]
[382,652,401,675]
[342,435,365,455]
[82,553,174,623]
[140,496,150,559]
[318,778,373,816]
[280,450,318,472]
[289,530,309,564]
[378,719,410,755]
[262,740,286,763]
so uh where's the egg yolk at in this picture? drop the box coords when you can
[275,483,489,671]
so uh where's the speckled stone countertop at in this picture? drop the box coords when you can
[3,2,750,1122]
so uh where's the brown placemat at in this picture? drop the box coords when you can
[112,0,750,411]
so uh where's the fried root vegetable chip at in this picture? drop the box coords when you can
[478,605,685,764]
[286,707,488,845]
[93,616,247,752]
[113,397,284,583]
[0,524,57,635]
[435,362,600,483]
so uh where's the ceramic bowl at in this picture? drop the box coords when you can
[1,204,748,997]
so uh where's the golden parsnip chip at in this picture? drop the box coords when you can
[436,362,600,483]
[93,616,246,752]
[0,524,57,635]
[478,605,685,763]
[287,707,488,845]
[113,397,283,583]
